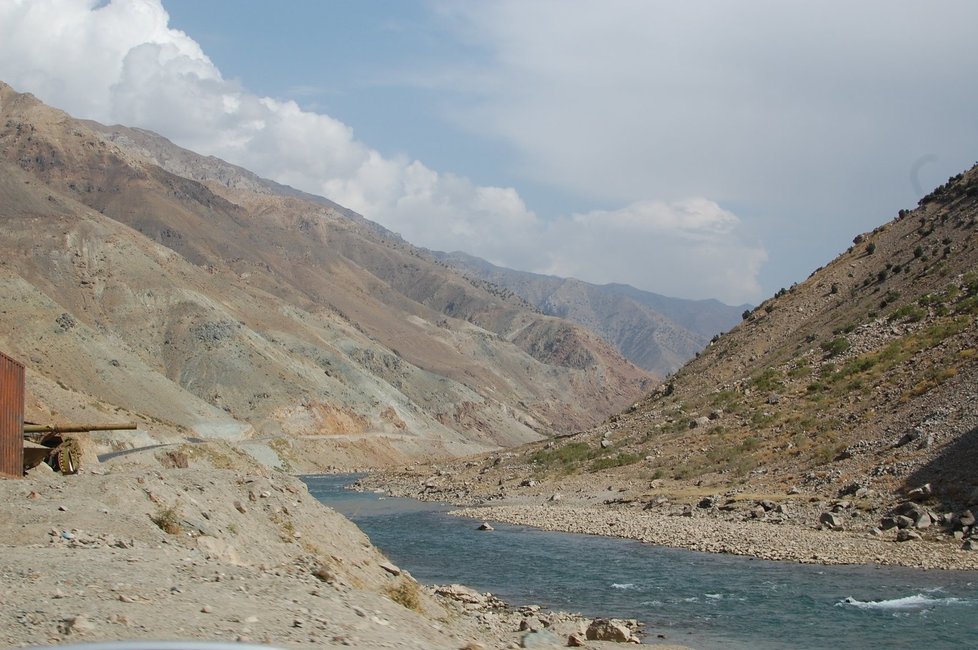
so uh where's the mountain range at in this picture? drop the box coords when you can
[433,251,746,375]
[0,80,670,468]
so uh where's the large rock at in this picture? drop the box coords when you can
[819,512,845,531]
[960,510,976,527]
[434,584,486,605]
[520,629,562,648]
[897,529,922,542]
[586,619,634,643]
[894,515,915,529]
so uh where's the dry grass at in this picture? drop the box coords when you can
[385,578,423,612]
[151,503,182,535]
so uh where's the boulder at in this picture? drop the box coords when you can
[963,540,976,551]
[567,632,587,647]
[906,483,932,498]
[894,515,915,529]
[759,500,776,511]
[879,516,898,530]
[896,529,922,542]
[819,512,845,530]
[960,510,976,527]
[894,502,928,520]
[520,629,561,648]
[477,522,494,531]
[519,617,542,632]
[379,561,401,576]
[894,428,923,448]
[697,497,715,509]
[601,438,613,449]
[586,619,634,643]
[435,584,485,605]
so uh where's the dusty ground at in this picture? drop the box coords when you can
[1,450,690,649]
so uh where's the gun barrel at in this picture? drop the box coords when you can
[23,423,138,435]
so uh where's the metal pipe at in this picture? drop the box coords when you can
[23,422,138,435]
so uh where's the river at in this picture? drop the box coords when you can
[304,474,977,649]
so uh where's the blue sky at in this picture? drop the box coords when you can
[1,0,977,304]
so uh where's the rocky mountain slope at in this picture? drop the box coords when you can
[434,251,746,375]
[373,162,978,555]
[0,81,653,468]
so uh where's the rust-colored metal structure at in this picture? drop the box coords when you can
[0,352,25,478]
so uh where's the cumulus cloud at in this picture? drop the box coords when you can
[0,0,768,303]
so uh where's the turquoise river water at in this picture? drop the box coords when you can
[304,474,977,649]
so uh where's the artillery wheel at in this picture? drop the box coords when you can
[56,438,80,475]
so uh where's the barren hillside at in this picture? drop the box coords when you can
[0,81,653,468]
[374,162,978,552]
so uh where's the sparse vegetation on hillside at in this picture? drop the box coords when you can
[447,161,978,517]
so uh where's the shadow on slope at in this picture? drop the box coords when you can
[904,425,978,508]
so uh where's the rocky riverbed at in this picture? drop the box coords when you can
[1,450,690,649]
[449,503,978,570]
[359,465,978,572]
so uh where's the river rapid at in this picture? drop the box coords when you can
[304,474,977,649]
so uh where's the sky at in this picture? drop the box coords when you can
[1,1,977,305]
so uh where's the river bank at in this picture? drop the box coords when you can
[314,473,978,650]
[1,448,686,649]
[449,502,978,570]
[358,466,978,572]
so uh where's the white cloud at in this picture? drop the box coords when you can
[0,0,768,303]
[541,200,766,303]
[431,1,978,209]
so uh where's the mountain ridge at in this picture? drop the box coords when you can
[433,250,746,375]
[0,81,654,469]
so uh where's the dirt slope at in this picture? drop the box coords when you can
[0,81,653,468]
[3,451,661,649]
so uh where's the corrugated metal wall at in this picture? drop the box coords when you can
[0,352,25,478]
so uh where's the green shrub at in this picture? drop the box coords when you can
[530,442,596,468]
[589,452,642,472]
[820,337,850,357]
[888,305,925,322]
[751,368,783,391]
